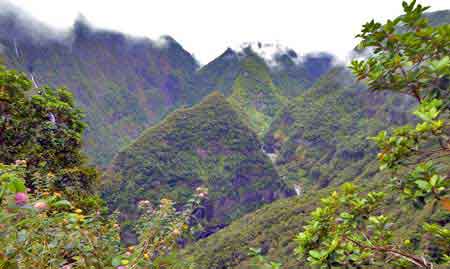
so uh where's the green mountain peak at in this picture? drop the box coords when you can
[105,91,293,232]
[228,54,286,135]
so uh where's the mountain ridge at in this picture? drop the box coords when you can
[105,91,294,240]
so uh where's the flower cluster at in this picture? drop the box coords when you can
[195,186,208,198]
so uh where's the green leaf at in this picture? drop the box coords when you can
[7,177,26,193]
[415,180,431,192]
[111,256,122,267]
[309,250,323,259]
[53,200,72,209]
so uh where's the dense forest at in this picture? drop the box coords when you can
[0,1,449,268]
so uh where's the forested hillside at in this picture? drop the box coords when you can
[105,92,293,240]
[264,66,415,190]
[0,11,199,165]
[0,2,449,269]
[0,6,333,165]
[180,6,450,269]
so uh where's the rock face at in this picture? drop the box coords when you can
[105,92,293,230]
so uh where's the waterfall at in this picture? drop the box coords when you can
[261,146,278,163]
[30,73,39,88]
[48,112,56,124]
[293,184,302,196]
[13,39,19,58]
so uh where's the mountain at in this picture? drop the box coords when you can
[0,9,199,165]
[227,52,286,135]
[195,48,241,97]
[425,9,450,26]
[181,175,449,269]
[0,3,337,165]
[196,44,334,135]
[196,43,334,99]
[105,92,293,234]
[179,10,450,268]
[263,66,415,190]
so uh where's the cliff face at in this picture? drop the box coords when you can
[0,12,199,165]
[106,92,293,232]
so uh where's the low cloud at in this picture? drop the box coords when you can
[0,1,69,46]
[0,1,172,51]
[230,41,339,71]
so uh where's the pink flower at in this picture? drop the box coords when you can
[15,160,27,166]
[117,266,127,269]
[33,201,48,211]
[15,192,28,205]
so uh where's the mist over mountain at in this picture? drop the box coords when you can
[0,4,335,165]
[1,2,449,268]
[0,6,200,164]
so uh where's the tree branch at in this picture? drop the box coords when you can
[343,236,433,268]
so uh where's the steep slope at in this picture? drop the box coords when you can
[196,44,334,99]
[105,92,293,230]
[426,9,450,26]
[183,10,450,268]
[182,176,448,269]
[227,52,286,135]
[195,48,241,97]
[0,4,334,165]
[271,51,335,97]
[196,45,334,136]
[263,8,450,190]
[0,9,199,165]
[263,66,414,189]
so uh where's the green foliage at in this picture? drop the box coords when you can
[106,91,291,228]
[298,2,450,268]
[350,1,449,101]
[295,183,405,268]
[176,7,450,269]
[2,27,200,165]
[0,163,203,269]
[264,66,399,190]
[0,65,95,194]
[0,65,86,171]
[228,55,286,135]
[248,248,282,269]
[0,65,203,268]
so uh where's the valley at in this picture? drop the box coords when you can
[0,2,449,268]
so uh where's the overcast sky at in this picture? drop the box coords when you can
[2,0,449,64]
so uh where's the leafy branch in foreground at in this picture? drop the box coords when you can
[0,162,206,269]
[297,1,449,268]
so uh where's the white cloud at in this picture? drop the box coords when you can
[1,0,449,64]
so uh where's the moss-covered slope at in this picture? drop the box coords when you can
[227,53,286,135]
[263,66,415,189]
[106,92,293,227]
[183,11,450,268]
